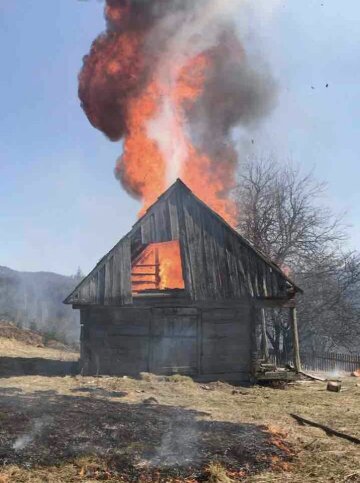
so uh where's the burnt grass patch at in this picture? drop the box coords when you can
[0,387,293,481]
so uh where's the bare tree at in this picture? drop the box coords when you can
[297,252,360,352]
[236,156,360,354]
[237,157,346,268]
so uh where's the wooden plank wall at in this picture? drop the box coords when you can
[66,182,290,307]
[80,306,199,377]
[80,307,151,375]
[201,305,251,377]
[80,304,252,380]
[139,197,178,244]
[173,188,288,301]
[131,186,288,301]
[66,238,132,306]
[149,307,198,375]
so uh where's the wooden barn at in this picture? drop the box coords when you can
[64,179,302,382]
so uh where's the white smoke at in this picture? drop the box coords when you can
[13,416,51,451]
[149,410,199,468]
[146,0,282,184]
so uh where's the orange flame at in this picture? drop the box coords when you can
[117,51,237,224]
[79,2,240,227]
[131,241,184,293]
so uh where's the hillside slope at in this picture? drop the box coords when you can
[0,266,80,343]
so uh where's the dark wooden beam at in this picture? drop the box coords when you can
[290,306,301,373]
[290,414,360,445]
[260,308,269,361]
[256,297,296,308]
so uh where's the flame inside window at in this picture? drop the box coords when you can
[131,241,185,293]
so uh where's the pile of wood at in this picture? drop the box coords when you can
[255,361,297,382]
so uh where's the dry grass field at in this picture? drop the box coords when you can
[0,338,359,482]
[0,337,78,362]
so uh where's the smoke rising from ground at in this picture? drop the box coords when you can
[13,417,52,451]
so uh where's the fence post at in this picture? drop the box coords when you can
[260,308,269,362]
[290,307,301,373]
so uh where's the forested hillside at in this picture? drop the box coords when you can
[0,266,80,343]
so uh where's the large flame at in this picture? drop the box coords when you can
[117,49,237,222]
[131,241,184,292]
[79,1,276,227]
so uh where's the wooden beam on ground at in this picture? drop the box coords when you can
[299,370,326,382]
[290,414,360,445]
[287,364,327,381]
[257,371,297,382]
[290,306,301,373]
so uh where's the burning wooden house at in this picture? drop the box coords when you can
[64,180,302,381]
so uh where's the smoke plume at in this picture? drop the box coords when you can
[79,0,277,224]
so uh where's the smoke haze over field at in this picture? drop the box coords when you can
[79,0,278,223]
[0,266,80,343]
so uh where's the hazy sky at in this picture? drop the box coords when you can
[0,0,359,276]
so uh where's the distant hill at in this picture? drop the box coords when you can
[0,266,81,343]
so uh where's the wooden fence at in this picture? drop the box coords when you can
[270,351,360,373]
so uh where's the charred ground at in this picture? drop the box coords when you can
[0,329,359,482]
[0,371,359,481]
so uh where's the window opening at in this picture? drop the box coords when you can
[131,240,185,293]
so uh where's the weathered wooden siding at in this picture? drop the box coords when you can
[65,238,132,306]
[130,182,290,301]
[173,184,289,301]
[65,180,296,307]
[80,307,151,375]
[149,307,198,375]
[140,200,176,243]
[80,304,252,380]
[201,306,251,376]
